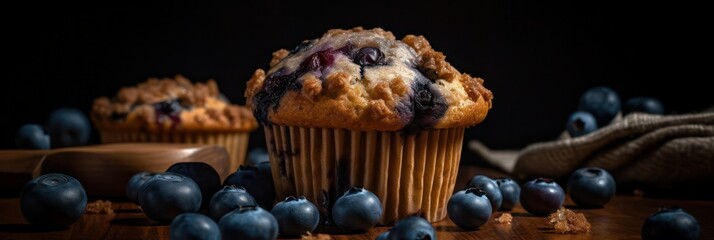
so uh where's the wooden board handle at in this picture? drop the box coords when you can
[0,143,231,198]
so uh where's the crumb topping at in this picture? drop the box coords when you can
[92,75,257,132]
[245,27,492,131]
[300,73,323,99]
[324,71,351,97]
[245,69,266,103]
[271,49,290,68]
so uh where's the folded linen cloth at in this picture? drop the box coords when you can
[469,110,714,196]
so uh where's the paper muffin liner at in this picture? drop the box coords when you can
[264,126,465,225]
[99,130,249,172]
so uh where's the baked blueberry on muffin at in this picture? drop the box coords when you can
[92,75,258,172]
[245,27,492,224]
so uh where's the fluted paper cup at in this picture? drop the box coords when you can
[264,125,464,225]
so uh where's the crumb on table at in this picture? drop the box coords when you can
[86,199,114,214]
[301,232,333,240]
[495,212,513,224]
[548,207,591,234]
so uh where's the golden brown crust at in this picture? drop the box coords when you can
[245,27,492,131]
[92,75,258,132]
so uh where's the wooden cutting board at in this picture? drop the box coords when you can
[0,143,230,198]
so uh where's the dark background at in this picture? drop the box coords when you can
[2,2,710,164]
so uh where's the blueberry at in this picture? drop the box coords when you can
[208,185,257,221]
[271,196,320,236]
[138,172,202,223]
[218,206,278,240]
[167,162,222,210]
[302,48,339,72]
[577,86,621,126]
[567,167,616,208]
[153,99,183,128]
[331,187,383,232]
[520,178,565,216]
[46,107,91,148]
[15,124,50,149]
[20,173,87,228]
[565,111,598,138]
[494,177,521,211]
[447,188,492,229]
[354,47,385,67]
[403,75,448,134]
[126,171,156,204]
[223,162,276,210]
[623,97,664,115]
[387,216,436,240]
[642,206,700,240]
[247,148,270,167]
[170,213,220,240]
[465,175,503,213]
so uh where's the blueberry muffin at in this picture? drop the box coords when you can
[91,75,258,171]
[245,27,492,224]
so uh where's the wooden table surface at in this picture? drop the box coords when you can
[1,164,712,240]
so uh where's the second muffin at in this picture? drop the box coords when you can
[91,75,258,172]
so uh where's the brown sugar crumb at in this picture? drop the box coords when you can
[402,34,459,82]
[270,49,290,68]
[548,207,591,234]
[324,72,350,97]
[633,188,645,197]
[462,75,493,104]
[245,69,266,104]
[86,200,114,214]
[367,100,391,120]
[301,232,333,240]
[389,76,409,97]
[301,74,323,99]
[495,212,513,224]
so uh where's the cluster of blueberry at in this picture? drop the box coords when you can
[15,107,92,149]
[18,147,700,239]
[448,175,526,229]
[565,86,665,138]
[167,180,387,239]
[445,169,700,239]
[17,149,435,239]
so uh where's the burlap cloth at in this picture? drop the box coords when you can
[469,110,714,196]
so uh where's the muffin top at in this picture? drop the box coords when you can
[92,75,258,132]
[245,27,492,132]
